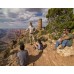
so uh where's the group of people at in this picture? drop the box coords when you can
[26,21,44,50]
[12,22,44,66]
[12,21,74,66]
[16,39,43,66]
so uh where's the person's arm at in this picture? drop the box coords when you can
[26,26,30,32]
[62,36,69,40]
[61,34,73,41]
[26,28,29,31]
[36,42,39,45]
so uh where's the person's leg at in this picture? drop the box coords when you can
[55,41,61,48]
[30,36,32,45]
[66,40,71,47]
[61,40,68,47]
[31,34,34,44]
[29,34,32,45]
[37,44,41,50]
[32,34,35,44]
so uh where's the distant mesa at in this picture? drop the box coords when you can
[0,29,7,39]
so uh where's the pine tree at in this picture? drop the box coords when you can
[46,8,74,33]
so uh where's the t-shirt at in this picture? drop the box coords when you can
[28,26,34,34]
[37,43,43,50]
[17,50,27,66]
[58,34,67,42]
[68,33,73,46]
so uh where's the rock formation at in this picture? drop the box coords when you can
[37,19,42,30]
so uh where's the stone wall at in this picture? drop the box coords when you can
[37,19,42,30]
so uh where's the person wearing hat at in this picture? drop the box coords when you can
[54,28,73,49]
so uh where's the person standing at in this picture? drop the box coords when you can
[27,21,35,45]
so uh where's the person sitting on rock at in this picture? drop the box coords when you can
[57,31,67,44]
[33,39,43,51]
[54,28,73,49]
[17,44,28,66]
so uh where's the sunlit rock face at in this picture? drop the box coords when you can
[57,46,74,57]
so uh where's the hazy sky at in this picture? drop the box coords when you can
[0,8,48,29]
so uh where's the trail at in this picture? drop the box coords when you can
[24,42,74,66]
[0,41,74,66]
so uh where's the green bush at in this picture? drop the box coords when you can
[46,8,74,34]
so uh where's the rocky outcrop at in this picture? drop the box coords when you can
[57,46,74,57]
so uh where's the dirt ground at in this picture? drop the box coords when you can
[25,42,74,66]
[0,41,74,66]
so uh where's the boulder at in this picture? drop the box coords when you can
[57,45,74,57]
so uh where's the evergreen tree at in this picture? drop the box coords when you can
[46,8,74,33]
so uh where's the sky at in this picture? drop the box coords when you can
[0,8,48,29]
